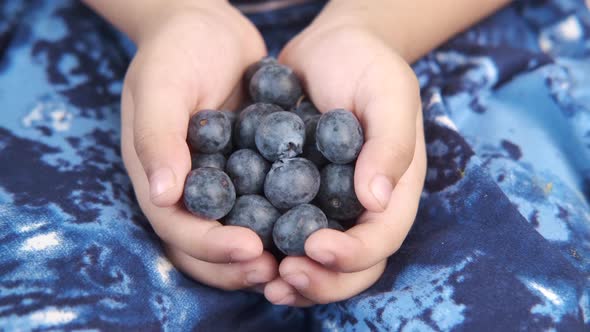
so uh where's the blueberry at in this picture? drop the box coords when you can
[255,111,305,161]
[292,101,320,123]
[300,115,329,167]
[224,195,280,248]
[235,103,283,149]
[327,219,345,232]
[226,149,270,195]
[316,109,364,164]
[191,153,226,170]
[244,56,277,85]
[264,158,320,209]
[249,63,302,109]
[317,163,364,220]
[273,204,328,256]
[184,167,236,220]
[188,110,231,153]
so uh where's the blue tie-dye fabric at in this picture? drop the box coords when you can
[0,0,589,330]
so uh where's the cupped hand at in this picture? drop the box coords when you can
[121,1,277,291]
[264,22,427,306]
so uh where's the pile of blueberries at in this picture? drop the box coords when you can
[183,57,364,256]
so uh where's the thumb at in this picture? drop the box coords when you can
[131,70,193,207]
[354,61,420,212]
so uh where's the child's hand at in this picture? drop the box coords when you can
[263,23,427,306]
[120,1,277,291]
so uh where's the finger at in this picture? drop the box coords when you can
[157,207,264,263]
[279,257,386,304]
[353,54,420,212]
[164,245,278,291]
[264,278,316,307]
[305,113,426,272]
[129,55,197,208]
[122,90,263,263]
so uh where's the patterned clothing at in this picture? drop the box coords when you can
[0,0,589,330]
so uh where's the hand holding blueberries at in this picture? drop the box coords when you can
[120,1,280,291]
[118,0,426,306]
[262,17,427,306]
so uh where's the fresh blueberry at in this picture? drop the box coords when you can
[316,109,364,164]
[183,167,236,220]
[249,63,302,109]
[255,111,305,161]
[224,195,280,249]
[264,158,320,209]
[317,163,364,220]
[235,103,283,149]
[188,110,231,153]
[273,204,328,256]
[226,149,270,195]
[292,101,320,123]
[327,219,345,232]
[244,56,277,85]
[191,153,226,170]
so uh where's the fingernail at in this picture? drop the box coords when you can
[246,270,268,284]
[276,294,296,305]
[370,174,393,210]
[149,167,175,199]
[310,251,335,266]
[284,273,309,290]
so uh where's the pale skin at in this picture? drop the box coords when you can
[84,0,510,306]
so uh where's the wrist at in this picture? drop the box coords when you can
[313,0,511,63]
[127,0,233,45]
[308,1,411,61]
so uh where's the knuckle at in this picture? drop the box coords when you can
[133,129,159,159]
[391,141,415,164]
[367,137,415,168]
[198,235,225,263]
[340,233,381,273]
[338,251,361,272]
[133,129,187,162]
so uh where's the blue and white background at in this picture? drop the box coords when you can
[0,0,589,330]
